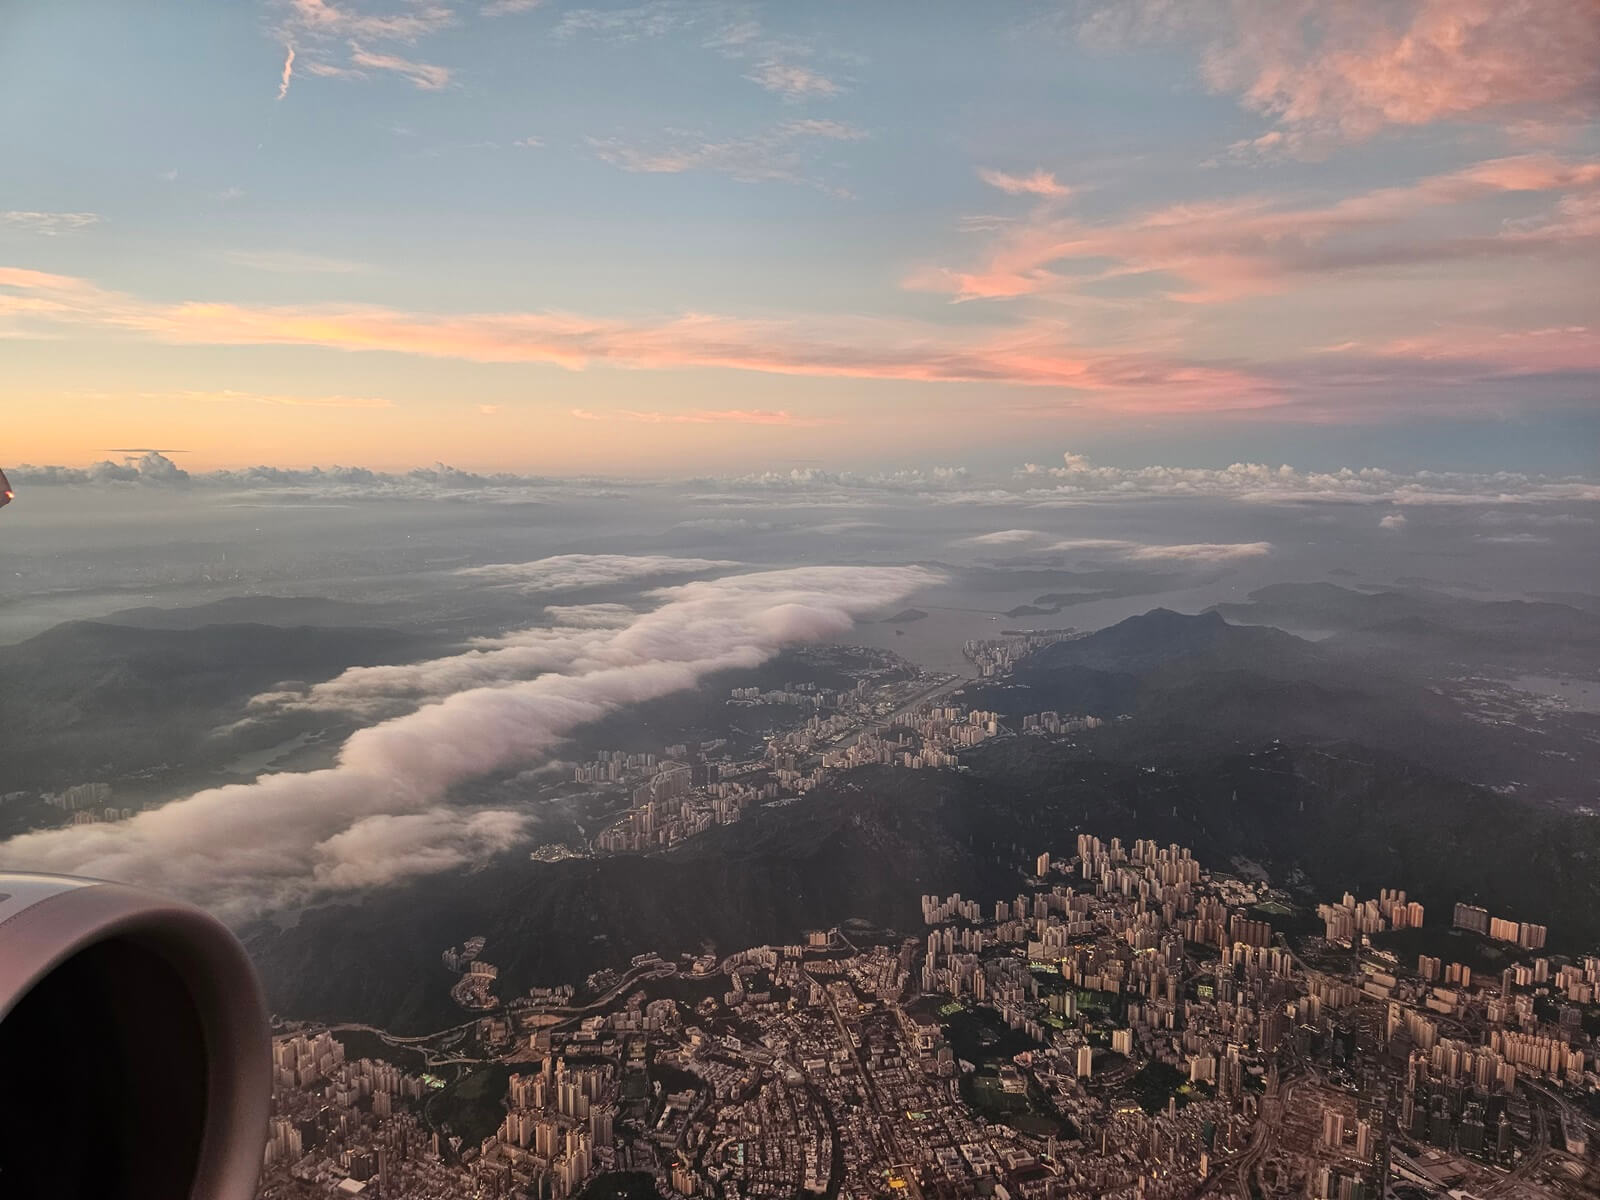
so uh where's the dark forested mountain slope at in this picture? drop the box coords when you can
[246,742,1600,1033]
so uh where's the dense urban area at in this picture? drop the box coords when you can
[257,833,1599,1200]
[249,634,1600,1200]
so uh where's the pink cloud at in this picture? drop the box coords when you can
[976,168,1071,199]
[347,44,451,89]
[286,0,454,43]
[911,154,1600,303]
[276,44,296,101]
[589,120,866,194]
[0,266,1281,414]
[1080,0,1600,151]
[745,61,842,100]
[301,60,366,80]
[1376,325,1600,375]
[4,266,1592,422]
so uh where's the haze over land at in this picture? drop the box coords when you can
[2,456,1596,932]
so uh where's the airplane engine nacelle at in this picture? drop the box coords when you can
[0,874,270,1198]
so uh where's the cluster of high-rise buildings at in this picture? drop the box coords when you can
[962,629,1078,677]
[1453,903,1548,951]
[582,665,973,852]
[493,1057,617,1197]
[728,678,867,708]
[572,751,664,786]
[1019,711,1103,736]
[258,828,1599,1200]
[1317,889,1426,946]
[49,781,112,810]
[261,1033,457,1197]
[822,702,1003,771]
[29,779,139,823]
[592,765,754,853]
[589,686,1055,853]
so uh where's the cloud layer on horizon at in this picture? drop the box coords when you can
[10,449,1599,510]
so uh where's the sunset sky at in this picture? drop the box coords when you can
[3,1,1597,475]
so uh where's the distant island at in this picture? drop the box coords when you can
[1003,591,1121,619]
[1003,604,1057,618]
[883,608,929,624]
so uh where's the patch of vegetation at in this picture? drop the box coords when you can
[331,1029,428,1072]
[1368,927,1522,976]
[962,1070,1072,1138]
[1129,1061,1187,1115]
[940,1005,1041,1064]
[426,1064,519,1144]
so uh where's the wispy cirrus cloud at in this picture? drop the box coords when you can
[555,0,725,42]
[0,264,1287,413]
[589,119,866,193]
[482,0,542,14]
[571,407,830,426]
[745,60,841,100]
[284,0,454,43]
[557,2,848,105]
[1364,325,1600,378]
[977,168,1071,199]
[274,1,454,92]
[1078,0,1600,154]
[1203,131,1288,168]
[347,43,452,89]
[5,265,1594,419]
[302,59,366,81]
[1,211,101,236]
[912,154,1600,302]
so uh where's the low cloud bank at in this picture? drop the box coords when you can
[963,529,1044,546]
[0,565,937,919]
[962,530,1271,564]
[1050,538,1272,563]
[1013,452,1600,506]
[458,554,737,593]
[10,449,1597,508]
[8,456,629,504]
